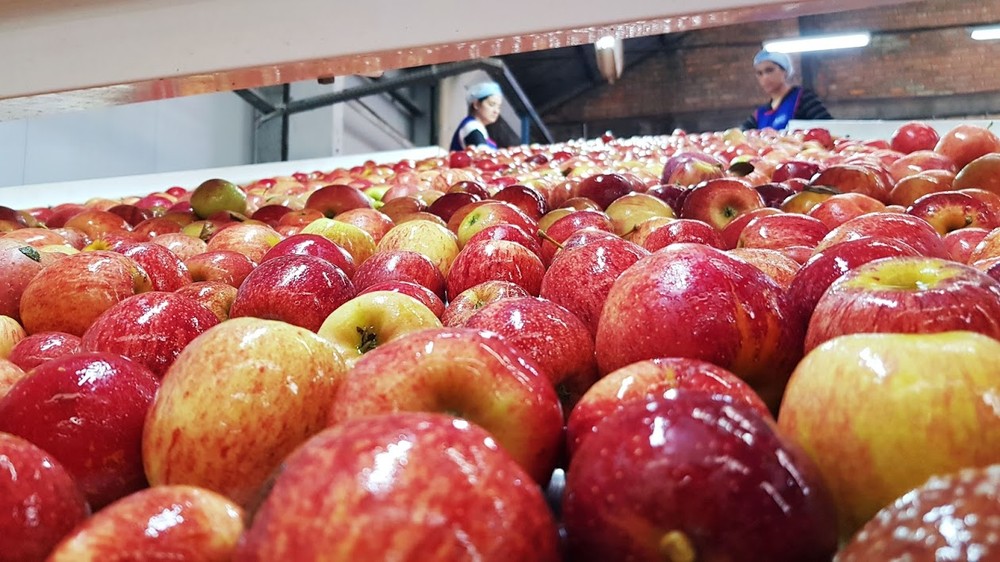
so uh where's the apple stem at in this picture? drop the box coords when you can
[356,326,379,354]
[659,530,696,562]
[537,229,563,250]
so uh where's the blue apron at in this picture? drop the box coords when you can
[755,87,802,130]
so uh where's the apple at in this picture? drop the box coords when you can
[260,233,356,278]
[604,192,675,236]
[116,241,193,292]
[304,184,374,217]
[454,201,538,248]
[426,191,480,223]
[205,222,281,264]
[327,327,563,483]
[0,431,89,562]
[351,249,445,299]
[771,160,822,183]
[754,182,797,208]
[447,180,490,199]
[889,121,940,154]
[333,207,395,245]
[815,212,948,259]
[595,243,802,411]
[807,192,886,229]
[0,243,44,323]
[249,203,293,227]
[680,178,764,231]
[493,184,549,220]
[277,208,324,228]
[150,232,208,261]
[540,235,649,337]
[446,239,545,300]
[540,209,614,264]
[565,357,771,457]
[233,413,560,561]
[440,280,531,327]
[737,212,830,250]
[47,485,244,562]
[641,218,722,251]
[777,331,1000,538]
[660,152,726,186]
[887,150,956,184]
[645,183,687,212]
[805,257,1000,353]
[906,190,1000,234]
[184,249,257,287]
[107,204,154,227]
[317,290,441,368]
[716,207,779,250]
[785,237,921,331]
[934,124,1000,169]
[0,315,25,360]
[942,226,991,263]
[0,351,159,509]
[728,247,801,289]
[780,186,837,215]
[887,170,952,207]
[0,358,26,400]
[19,251,152,336]
[82,291,219,379]
[63,209,132,242]
[563,392,837,562]
[1,227,68,248]
[189,178,247,219]
[809,164,890,202]
[7,331,82,372]
[465,296,597,413]
[465,222,543,259]
[174,280,239,323]
[572,173,634,209]
[229,254,356,332]
[836,464,1000,561]
[143,317,347,508]
[378,195,426,223]
[953,152,1000,196]
[962,187,1000,218]
[375,220,459,277]
[969,227,1000,263]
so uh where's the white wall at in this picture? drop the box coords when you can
[0,93,254,189]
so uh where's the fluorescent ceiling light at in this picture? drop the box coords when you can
[971,25,1000,41]
[595,35,616,50]
[763,32,871,54]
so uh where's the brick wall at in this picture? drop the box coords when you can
[544,0,1000,138]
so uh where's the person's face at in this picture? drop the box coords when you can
[473,94,503,125]
[754,61,788,96]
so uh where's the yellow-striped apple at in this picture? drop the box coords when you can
[441,280,530,327]
[351,249,445,299]
[143,318,347,508]
[205,223,281,264]
[260,233,356,278]
[376,219,459,277]
[814,212,948,258]
[0,243,44,323]
[7,331,81,372]
[778,331,1000,539]
[679,178,764,231]
[184,249,256,287]
[445,239,545,299]
[327,327,563,483]
[234,413,560,561]
[47,485,244,562]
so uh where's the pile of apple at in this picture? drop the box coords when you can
[2,119,1000,561]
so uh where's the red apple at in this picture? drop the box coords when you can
[906,190,1000,234]
[143,317,347,508]
[327,327,563,483]
[889,121,940,154]
[234,413,560,561]
[454,200,538,248]
[604,192,675,236]
[771,160,823,183]
[118,241,193,292]
[19,251,151,336]
[150,232,208,261]
[680,178,764,231]
[815,212,948,259]
[7,331,82,372]
[887,170,953,207]
[0,243,44,323]
[0,351,159,508]
[1,227,68,248]
[47,485,245,562]
[807,192,886,229]
[174,280,239,323]
[642,218,723,251]
[785,236,921,330]
[0,431,89,562]
[229,254,356,332]
[465,296,598,412]
[351,249,445,299]
[953,152,1000,196]
[943,227,991,264]
[595,243,802,410]
[465,222,543,259]
[333,207,395,245]
[718,207,780,250]
[277,208,324,228]
[540,235,649,337]
[540,209,614,264]
[660,152,726,186]
[492,184,549,220]
[63,209,132,242]
[205,223,281,264]
[440,280,531,327]
[183,249,257,287]
[563,393,837,562]
[934,124,1000,169]
[810,164,890,202]
[737,212,830,250]
[887,150,956,184]
[305,184,374,217]
[754,182,797,208]
[376,220,460,277]
[728,247,801,289]
[805,257,1000,353]
[107,204,154,227]
[446,239,545,300]
[837,465,1000,561]
[82,291,219,378]
[780,186,837,215]
[572,173,634,209]
[565,357,771,457]
[260,233,356,278]
[426,191,480,223]
[249,204,293,227]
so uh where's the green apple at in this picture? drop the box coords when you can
[317,291,442,368]
[190,178,247,219]
[143,317,348,508]
[777,331,1000,539]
